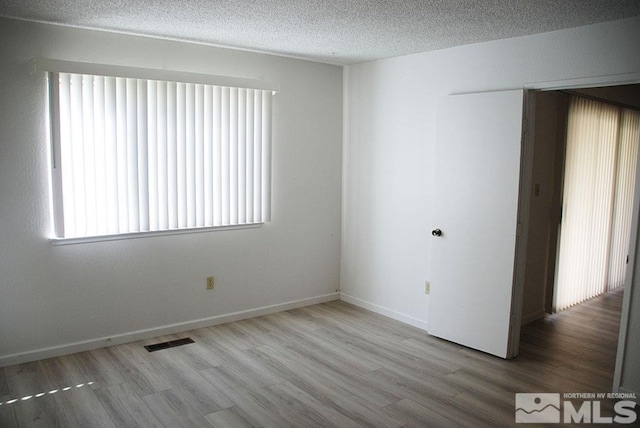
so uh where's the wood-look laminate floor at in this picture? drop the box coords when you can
[0,288,626,427]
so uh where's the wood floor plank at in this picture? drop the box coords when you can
[199,367,295,428]
[0,366,10,398]
[363,366,465,405]
[253,345,407,426]
[140,388,213,428]
[254,381,353,428]
[151,348,234,413]
[0,368,17,427]
[204,406,256,428]
[454,388,516,427]
[206,322,268,352]
[373,378,498,428]
[0,405,18,428]
[93,382,164,428]
[157,336,224,372]
[263,309,323,334]
[458,347,599,393]
[64,349,126,390]
[383,397,461,428]
[1,288,625,427]
[318,323,456,379]
[265,380,364,428]
[36,357,85,392]
[51,386,115,428]
[396,337,467,373]
[4,369,69,427]
[101,343,173,396]
[268,323,383,376]
[3,362,39,379]
[257,340,400,409]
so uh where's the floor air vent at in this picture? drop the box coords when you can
[144,337,195,352]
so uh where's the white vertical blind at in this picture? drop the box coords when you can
[554,97,640,312]
[608,109,640,290]
[51,72,273,239]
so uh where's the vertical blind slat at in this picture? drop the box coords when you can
[104,77,118,234]
[176,82,187,228]
[186,83,196,228]
[254,90,263,221]
[115,77,129,234]
[203,86,213,227]
[230,88,239,225]
[71,73,86,236]
[221,87,230,225]
[238,88,247,224]
[195,84,205,227]
[82,74,96,237]
[246,90,255,224]
[262,90,272,222]
[93,75,107,236]
[157,81,169,230]
[213,86,222,227]
[147,81,159,231]
[137,80,149,232]
[126,78,140,232]
[167,82,178,229]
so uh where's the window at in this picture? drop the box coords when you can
[41,59,276,241]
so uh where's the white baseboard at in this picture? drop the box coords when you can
[0,292,339,367]
[340,292,429,331]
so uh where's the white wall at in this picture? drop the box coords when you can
[342,17,640,329]
[521,91,567,324]
[0,18,343,365]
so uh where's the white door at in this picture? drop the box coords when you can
[429,90,525,359]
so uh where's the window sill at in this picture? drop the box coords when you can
[50,223,264,246]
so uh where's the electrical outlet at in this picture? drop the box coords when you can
[207,276,214,290]
[425,281,430,295]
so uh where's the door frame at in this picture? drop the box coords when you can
[512,71,640,387]
[613,129,640,392]
[507,90,534,358]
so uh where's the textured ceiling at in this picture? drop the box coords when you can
[1,0,639,65]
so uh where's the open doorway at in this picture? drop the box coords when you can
[554,95,640,311]
[518,85,640,387]
[521,85,640,324]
